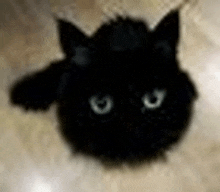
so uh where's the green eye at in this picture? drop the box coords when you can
[89,95,114,115]
[142,89,166,110]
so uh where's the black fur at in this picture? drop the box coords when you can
[10,11,197,163]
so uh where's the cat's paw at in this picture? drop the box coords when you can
[10,76,56,111]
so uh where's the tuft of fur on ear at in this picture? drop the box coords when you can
[57,20,89,58]
[153,11,179,58]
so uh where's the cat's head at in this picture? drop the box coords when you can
[58,11,179,64]
[57,11,197,162]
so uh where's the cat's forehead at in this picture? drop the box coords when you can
[90,50,148,74]
[87,56,165,86]
[93,17,151,51]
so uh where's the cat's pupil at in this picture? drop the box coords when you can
[97,99,107,108]
[149,95,157,104]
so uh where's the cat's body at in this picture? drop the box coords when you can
[10,11,197,163]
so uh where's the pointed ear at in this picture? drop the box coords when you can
[153,11,179,57]
[57,19,89,57]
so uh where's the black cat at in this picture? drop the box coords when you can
[10,10,197,163]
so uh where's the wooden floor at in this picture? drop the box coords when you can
[1,0,220,191]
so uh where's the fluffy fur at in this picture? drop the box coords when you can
[10,10,197,163]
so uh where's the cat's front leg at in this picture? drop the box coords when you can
[10,59,69,110]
